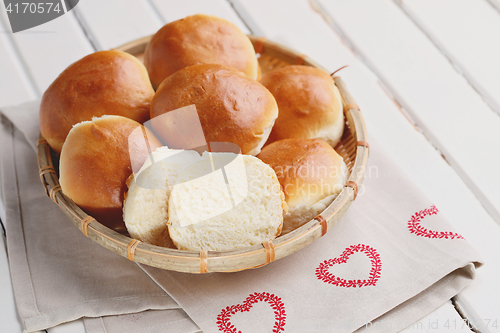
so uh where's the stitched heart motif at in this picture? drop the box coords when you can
[316,244,382,288]
[217,292,286,333]
[408,205,464,240]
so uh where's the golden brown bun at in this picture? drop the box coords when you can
[260,65,344,147]
[150,64,278,155]
[40,50,154,153]
[59,116,161,233]
[258,138,348,234]
[144,14,258,89]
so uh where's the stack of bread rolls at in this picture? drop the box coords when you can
[40,13,349,251]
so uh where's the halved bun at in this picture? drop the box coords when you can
[124,149,285,251]
[123,147,200,248]
[168,153,286,251]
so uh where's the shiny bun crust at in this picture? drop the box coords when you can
[144,14,258,88]
[40,50,154,153]
[258,138,348,234]
[59,116,161,232]
[150,64,278,156]
[260,65,344,147]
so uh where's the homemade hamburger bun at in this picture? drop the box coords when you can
[150,64,278,156]
[40,50,154,153]
[260,65,344,147]
[144,14,258,89]
[168,152,286,251]
[258,138,348,234]
[59,116,161,232]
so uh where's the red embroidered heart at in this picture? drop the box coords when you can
[217,292,286,333]
[408,205,464,240]
[316,244,382,288]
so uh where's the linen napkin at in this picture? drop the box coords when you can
[138,138,482,333]
[0,103,192,333]
[82,309,200,333]
[1,101,483,333]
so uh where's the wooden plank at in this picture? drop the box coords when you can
[0,31,38,106]
[73,0,163,50]
[234,0,500,329]
[400,0,500,116]
[316,0,500,224]
[312,0,500,331]
[0,10,94,94]
[150,0,250,33]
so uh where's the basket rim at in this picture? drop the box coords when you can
[37,35,369,273]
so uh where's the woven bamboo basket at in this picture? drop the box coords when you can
[37,35,368,273]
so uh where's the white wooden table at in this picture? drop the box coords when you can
[1,0,500,332]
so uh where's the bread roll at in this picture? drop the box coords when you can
[124,147,200,248]
[150,64,278,156]
[59,116,161,232]
[168,153,286,251]
[40,50,154,153]
[260,65,344,147]
[144,14,258,89]
[123,149,286,251]
[258,138,348,235]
